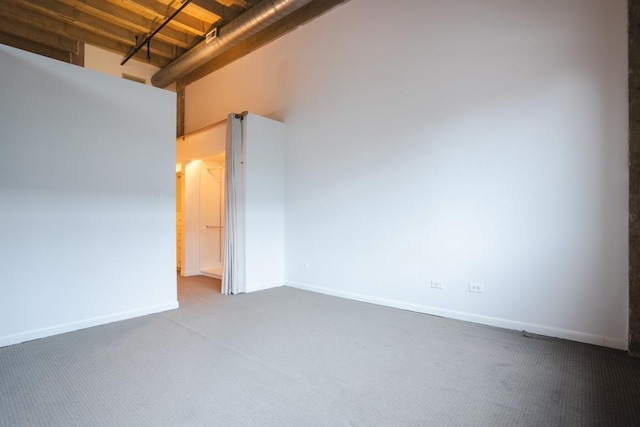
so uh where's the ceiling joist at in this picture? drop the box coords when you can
[0,31,71,62]
[190,0,239,22]
[0,13,79,53]
[8,0,180,59]
[58,0,195,48]
[111,0,215,36]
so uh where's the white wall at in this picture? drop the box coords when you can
[244,114,285,292]
[184,0,629,349]
[84,44,162,87]
[0,44,177,347]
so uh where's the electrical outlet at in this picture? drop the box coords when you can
[431,280,443,290]
[469,283,484,293]
[300,263,309,270]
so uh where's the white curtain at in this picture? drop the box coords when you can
[222,113,246,295]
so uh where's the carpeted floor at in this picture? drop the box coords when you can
[1,275,639,426]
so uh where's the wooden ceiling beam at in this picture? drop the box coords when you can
[113,0,212,36]
[190,0,238,22]
[219,0,252,9]
[0,15,78,53]
[0,31,71,62]
[57,0,195,48]
[3,1,179,60]
[0,12,168,68]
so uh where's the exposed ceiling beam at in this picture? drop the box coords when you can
[0,7,168,67]
[183,0,351,85]
[0,15,78,53]
[3,0,179,60]
[0,31,71,62]
[57,0,195,48]
[190,0,239,22]
[112,0,213,36]
[223,0,252,8]
[120,0,194,65]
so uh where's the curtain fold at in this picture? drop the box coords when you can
[221,114,246,295]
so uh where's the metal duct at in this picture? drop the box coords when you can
[151,0,313,88]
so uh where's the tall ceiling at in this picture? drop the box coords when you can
[0,0,347,83]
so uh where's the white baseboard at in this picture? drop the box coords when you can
[181,270,202,277]
[286,281,628,351]
[0,301,179,348]
[246,281,283,293]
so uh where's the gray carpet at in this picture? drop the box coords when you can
[1,275,639,426]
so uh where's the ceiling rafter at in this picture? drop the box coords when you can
[112,0,215,36]
[57,0,195,48]
[0,4,168,67]
[9,0,179,59]
[0,31,71,62]
[0,17,78,53]
[5,0,180,61]
[190,0,239,23]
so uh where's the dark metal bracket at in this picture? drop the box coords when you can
[121,0,193,66]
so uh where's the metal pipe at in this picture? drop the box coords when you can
[121,0,194,66]
[151,0,313,87]
[180,118,228,140]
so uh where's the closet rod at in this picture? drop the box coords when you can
[179,109,248,140]
[180,118,227,140]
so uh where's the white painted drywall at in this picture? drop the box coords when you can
[0,45,177,347]
[244,114,285,292]
[184,0,628,349]
[84,44,160,87]
[182,160,202,276]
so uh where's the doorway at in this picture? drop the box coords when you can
[199,154,225,279]
[176,152,226,279]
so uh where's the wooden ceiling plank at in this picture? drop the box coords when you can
[11,0,176,58]
[4,0,177,59]
[0,15,78,53]
[214,0,251,9]
[155,0,223,21]
[113,0,212,36]
[12,0,76,19]
[58,0,194,48]
[0,31,70,62]
[190,0,238,22]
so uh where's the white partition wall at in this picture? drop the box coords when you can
[244,114,286,292]
[0,45,177,347]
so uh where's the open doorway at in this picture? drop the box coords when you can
[199,154,225,279]
[175,152,225,297]
[176,151,225,279]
